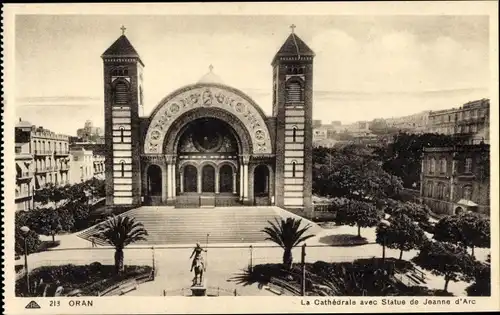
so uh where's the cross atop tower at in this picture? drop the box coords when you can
[209,64,214,72]
[120,25,127,35]
[290,24,296,34]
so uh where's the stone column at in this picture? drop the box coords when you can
[172,162,177,198]
[161,164,168,203]
[239,165,244,201]
[180,170,184,193]
[166,164,172,200]
[197,168,202,194]
[232,172,237,194]
[215,167,220,194]
[243,164,249,201]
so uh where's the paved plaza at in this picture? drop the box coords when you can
[27,223,489,296]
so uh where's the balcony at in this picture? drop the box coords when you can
[35,168,49,174]
[17,172,33,180]
[59,165,70,171]
[15,149,33,160]
[34,150,53,156]
[54,150,70,156]
[15,191,32,200]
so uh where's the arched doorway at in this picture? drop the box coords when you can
[147,165,162,205]
[219,165,233,193]
[184,165,198,193]
[202,165,215,193]
[254,165,270,205]
[455,206,464,215]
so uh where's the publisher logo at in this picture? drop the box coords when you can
[25,301,41,309]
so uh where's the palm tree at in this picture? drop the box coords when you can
[95,216,148,274]
[261,218,315,270]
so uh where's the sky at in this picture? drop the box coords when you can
[15,15,490,135]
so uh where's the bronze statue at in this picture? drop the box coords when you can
[189,242,206,272]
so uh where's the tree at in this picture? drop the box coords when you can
[85,178,106,199]
[15,212,41,255]
[313,145,403,201]
[391,201,430,224]
[433,212,490,257]
[335,200,383,237]
[377,213,427,260]
[261,218,315,270]
[412,241,476,292]
[376,132,458,189]
[29,209,63,242]
[57,207,76,233]
[68,202,91,231]
[94,216,148,274]
[466,261,491,296]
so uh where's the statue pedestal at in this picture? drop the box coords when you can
[190,283,207,296]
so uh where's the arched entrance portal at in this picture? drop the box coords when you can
[254,165,270,206]
[146,165,162,205]
[184,165,198,193]
[174,117,244,207]
[219,165,233,193]
[455,206,464,215]
[202,165,216,193]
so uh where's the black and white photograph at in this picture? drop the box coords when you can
[2,2,498,314]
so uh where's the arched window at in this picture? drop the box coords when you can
[292,127,297,142]
[139,86,144,106]
[298,67,304,74]
[120,160,125,177]
[440,158,447,174]
[292,161,297,177]
[119,127,125,143]
[123,68,129,76]
[113,81,129,104]
[286,80,303,103]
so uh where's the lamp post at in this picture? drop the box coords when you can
[20,226,30,293]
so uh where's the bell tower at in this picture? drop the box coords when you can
[102,26,144,208]
[273,25,315,214]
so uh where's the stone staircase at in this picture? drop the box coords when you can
[77,206,322,245]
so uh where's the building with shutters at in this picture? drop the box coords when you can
[102,28,315,213]
[420,144,490,216]
[69,143,106,184]
[428,99,490,144]
[15,119,71,211]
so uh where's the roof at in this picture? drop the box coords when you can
[101,35,144,66]
[197,66,224,84]
[457,199,478,207]
[273,32,315,64]
[16,120,32,129]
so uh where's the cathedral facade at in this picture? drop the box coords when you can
[102,29,315,213]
